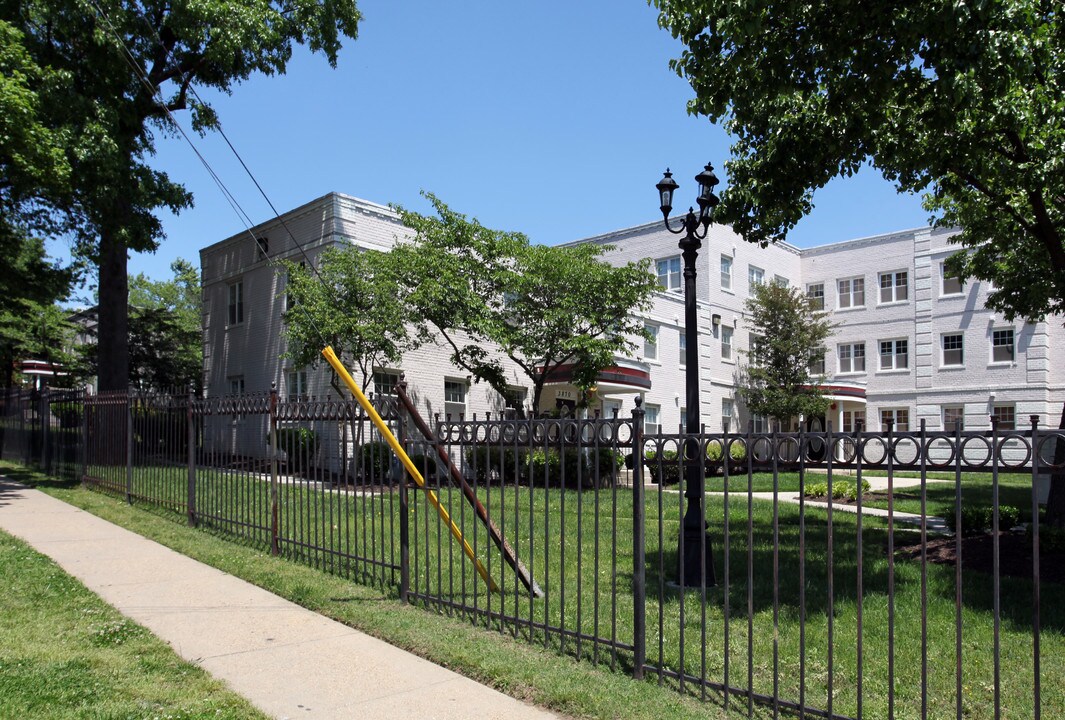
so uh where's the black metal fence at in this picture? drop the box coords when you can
[2,385,1062,720]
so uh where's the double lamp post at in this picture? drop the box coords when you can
[655,163,720,588]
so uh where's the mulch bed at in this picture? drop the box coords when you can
[895,532,1064,584]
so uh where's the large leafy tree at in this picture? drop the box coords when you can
[393,194,659,412]
[75,258,203,391]
[654,0,1065,521]
[739,282,836,427]
[281,246,427,393]
[3,0,360,392]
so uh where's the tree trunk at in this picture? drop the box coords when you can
[97,227,129,393]
[1044,401,1065,528]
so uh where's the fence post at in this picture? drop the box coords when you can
[41,388,51,475]
[631,396,646,680]
[80,389,88,486]
[20,391,28,466]
[397,374,410,604]
[125,393,133,505]
[269,383,280,556]
[187,385,197,527]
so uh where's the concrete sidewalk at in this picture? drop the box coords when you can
[0,478,559,720]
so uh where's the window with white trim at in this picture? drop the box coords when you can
[837,276,865,308]
[721,399,734,432]
[941,333,964,367]
[943,405,964,432]
[880,339,909,370]
[373,369,400,398]
[773,275,790,287]
[879,270,909,303]
[679,332,686,367]
[749,333,765,366]
[941,262,964,296]
[880,407,910,432]
[991,328,1014,363]
[444,379,467,419]
[808,350,825,376]
[720,255,733,291]
[806,283,825,311]
[504,386,527,418]
[838,342,866,373]
[228,376,245,419]
[644,403,661,435]
[287,369,308,401]
[753,414,769,433]
[227,281,244,325]
[644,323,659,361]
[721,326,733,361]
[749,265,765,287]
[656,257,681,292]
[991,404,1015,430]
[841,409,866,433]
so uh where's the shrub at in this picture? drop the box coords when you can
[644,449,681,485]
[946,504,1023,536]
[269,427,320,473]
[464,446,522,483]
[805,478,870,502]
[707,439,748,463]
[806,481,828,498]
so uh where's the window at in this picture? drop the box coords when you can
[721,326,733,361]
[644,324,659,361]
[991,404,1015,431]
[228,376,245,396]
[287,370,308,401]
[773,275,790,287]
[838,276,865,309]
[720,255,733,291]
[943,406,964,432]
[721,399,734,432]
[941,262,964,296]
[749,333,765,365]
[838,342,866,373]
[841,410,866,433]
[806,283,825,311]
[880,408,910,432]
[941,333,964,367]
[753,414,769,434]
[227,281,244,325]
[286,261,305,311]
[879,270,909,303]
[992,328,1014,363]
[644,403,661,435]
[444,379,467,419]
[749,265,765,287]
[256,236,269,259]
[880,339,909,370]
[808,350,825,376]
[504,387,527,418]
[656,257,681,292]
[679,332,686,367]
[373,369,400,398]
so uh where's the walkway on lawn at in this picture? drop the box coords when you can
[706,475,953,533]
[0,477,559,720]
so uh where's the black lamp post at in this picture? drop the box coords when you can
[656,163,720,588]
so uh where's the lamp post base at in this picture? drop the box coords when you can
[677,525,716,588]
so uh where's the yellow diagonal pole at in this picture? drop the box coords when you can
[321,346,499,593]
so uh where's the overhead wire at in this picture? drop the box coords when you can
[82,0,340,349]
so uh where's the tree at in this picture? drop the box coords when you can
[738,282,836,428]
[393,194,659,412]
[75,258,203,391]
[281,246,427,393]
[653,0,1065,520]
[3,0,361,392]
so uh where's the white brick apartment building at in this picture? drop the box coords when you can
[200,192,1065,440]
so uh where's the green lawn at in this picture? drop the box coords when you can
[10,461,1061,719]
[0,527,267,720]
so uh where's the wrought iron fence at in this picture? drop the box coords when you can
[1,385,1062,720]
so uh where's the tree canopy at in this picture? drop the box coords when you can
[392,194,659,412]
[653,0,1065,323]
[281,246,427,392]
[1,0,361,391]
[738,282,836,426]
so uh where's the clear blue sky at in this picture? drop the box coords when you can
[55,0,930,287]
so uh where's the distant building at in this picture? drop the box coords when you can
[199,192,1064,452]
